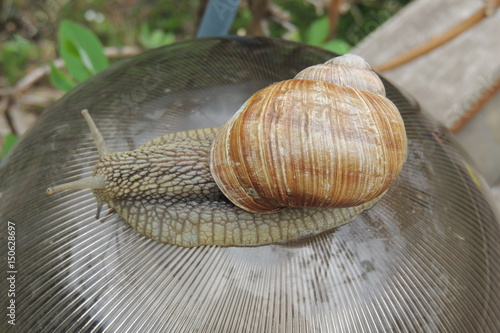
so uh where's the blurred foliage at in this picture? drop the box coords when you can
[0,35,39,85]
[139,23,176,49]
[282,0,413,45]
[1,0,414,87]
[231,0,413,54]
[1,133,18,159]
[50,19,109,91]
[304,16,351,54]
[55,0,199,46]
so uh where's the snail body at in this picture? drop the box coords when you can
[47,54,407,247]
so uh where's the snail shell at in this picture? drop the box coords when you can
[46,54,407,247]
[210,55,407,213]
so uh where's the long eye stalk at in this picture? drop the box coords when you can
[46,110,110,195]
[46,175,106,195]
[81,109,111,158]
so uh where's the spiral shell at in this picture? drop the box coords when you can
[210,54,407,213]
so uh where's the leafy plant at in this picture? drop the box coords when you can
[1,133,18,159]
[0,35,38,85]
[139,23,175,49]
[50,19,109,91]
[305,17,351,55]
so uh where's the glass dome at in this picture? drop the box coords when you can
[1,37,500,332]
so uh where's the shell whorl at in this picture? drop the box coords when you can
[295,54,386,96]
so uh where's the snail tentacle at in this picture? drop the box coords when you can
[46,110,111,196]
[81,109,111,158]
[46,175,106,195]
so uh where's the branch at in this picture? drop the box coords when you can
[14,46,142,93]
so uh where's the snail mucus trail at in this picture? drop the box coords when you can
[46,54,407,248]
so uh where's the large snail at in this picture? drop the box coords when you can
[46,54,407,247]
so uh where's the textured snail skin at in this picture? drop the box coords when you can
[91,126,379,247]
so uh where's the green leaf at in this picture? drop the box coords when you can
[322,39,352,55]
[2,133,18,158]
[58,19,109,82]
[49,62,77,91]
[305,16,329,46]
[287,30,302,43]
[139,24,175,49]
[0,35,37,85]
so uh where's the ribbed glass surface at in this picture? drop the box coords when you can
[1,37,500,332]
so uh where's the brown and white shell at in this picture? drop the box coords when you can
[210,54,407,213]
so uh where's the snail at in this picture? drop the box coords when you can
[46,54,407,247]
